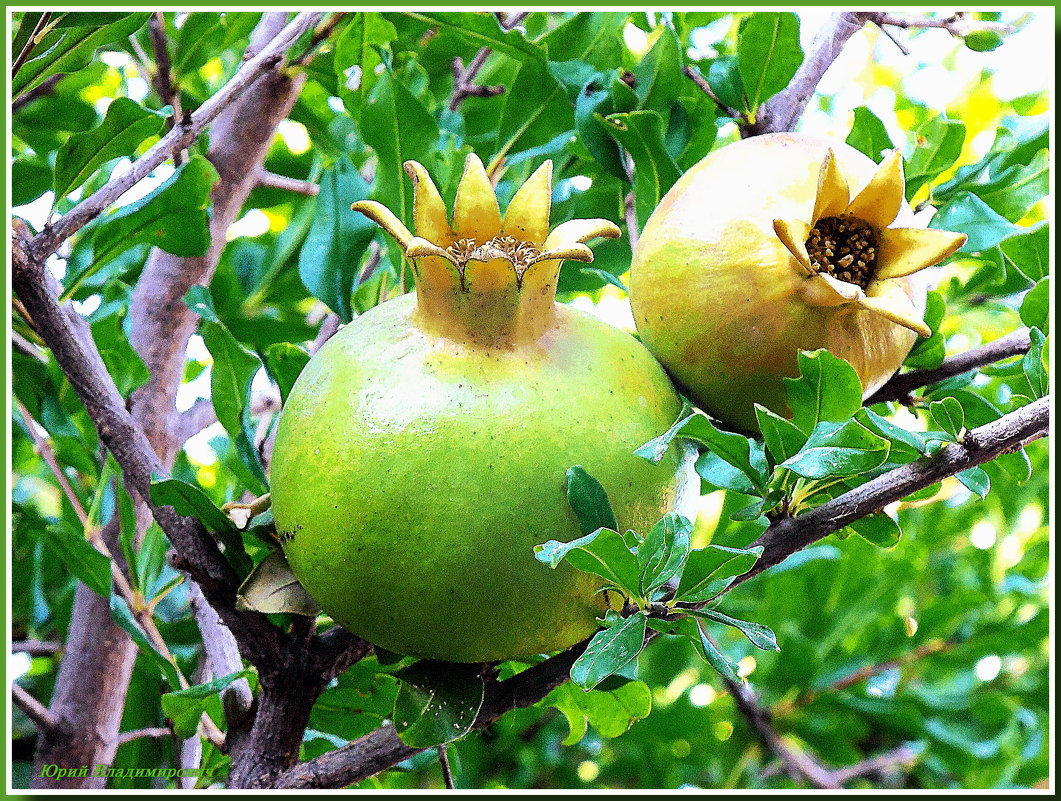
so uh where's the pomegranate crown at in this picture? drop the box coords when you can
[773,149,968,337]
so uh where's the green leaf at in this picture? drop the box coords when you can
[689,608,780,651]
[570,612,648,690]
[1001,223,1049,283]
[403,11,545,64]
[13,13,150,96]
[600,111,681,228]
[637,513,692,596]
[535,527,639,599]
[676,544,762,603]
[393,661,485,747]
[54,98,168,200]
[638,410,768,493]
[706,56,746,112]
[695,451,758,495]
[90,312,150,397]
[236,550,321,615]
[631,26,682,112]
[968,149,1048,223]
[855,408,930,463]
[546,678,652,745]
[755,404,807,464]
[846,106,894,162]
[265,343,311,407]
[90,155,219,275]
[161,671,252,738]
[931,192,1017,253]
[362,71,440,256]
[565,465,619,536]
[905,115,966,199]
[297,156,376,323]
[692,618,739,682]
[334,12,397,110]
[44,524,112,599]
[1022,328,1048,399]
[956,466,991,499]
[110,594,181,690]
[575,73,632,180]
[904,291,948,370]
[494,61,570,168]
[737,12,803,112]
[780,419,891,480]
[847,512,902,548]
[929,397,966,441]
[784,350,864,435]
[1021,279,1049,333]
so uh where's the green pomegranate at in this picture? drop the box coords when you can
[270,154,694,663]
[629,133,967,432]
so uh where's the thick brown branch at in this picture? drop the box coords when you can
[273,391,1048,788]
[26,12,324,262]
[744,12,874,137]
[867,328,1032,405]
[738,396,1050,584]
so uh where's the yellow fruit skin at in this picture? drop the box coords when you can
[270,294,694,663]
[629,133,926,432]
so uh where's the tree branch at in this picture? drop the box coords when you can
[25,11,324,263]
[13,684,60,735]
[12,640,63,656]
[866,328,1032,405]
[12,72,62,113]
[272,390,1048,788]
[449,48,503,111]
[117,727,174,746]
[256,167,320,196]
[868,12,1015,38]
[743,12,874,137]
[737,396,1050,584]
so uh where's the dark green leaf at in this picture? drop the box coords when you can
[931,192,1016,253]
[905,115,966,199]
[393,661,485,747]
[44,525,111,599]
[54,98,168,200]
[535,527,639,599]
[784,350,864,434]
[692,619,739,682]
[706,56,746,112]
[565,465,619,536]
[929,397,966,441]
[847,512,902,548]
[570,611,647,690]
[109,594,181,690]
[755,404,807,464]
[690,608,780,651]
[1001,223,1049,283]
[13,13,150,96]
[676,544,762,603]
[779,419,891,479]
[637,513,692,595]
[265,343,311,406]
[546,678,652,745]
[737,12,803,112]
[956,466,991,499]
[600,111,681,228]
[1020,278,1049,333]
[495,61,570,168]
[149,476,253,577]
[1022,328,1048,399]
[403,11,544,64]
[298,156,376,322]
[90,155,219,277]
[161,671,252,738]
[846,106,894,162]
[236,550,321,615]
[631,25,682,112]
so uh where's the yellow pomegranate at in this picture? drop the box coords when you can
[629,133,967,432]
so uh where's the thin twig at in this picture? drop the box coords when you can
[256,168,320,196]
[147,12,184,166]
[15,399,90,526]
[681,64,744,120]
[12,72,63,113]
[870,12,1015,37]
[12,12,52,79]
[831,744,921,784]
[448,48,503,111]
[117,726,173,746]
[438,744,455,789]
[290,12,347,67]
[13,684,60,734]
[12,329,48,362]
[867,328,1032,405]
[12,640,63,656]
[25,12,325,263]
[498,11,530,31]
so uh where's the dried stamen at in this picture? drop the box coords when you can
[805,215,879,289]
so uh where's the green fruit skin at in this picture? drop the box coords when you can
[271,294,693,663]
